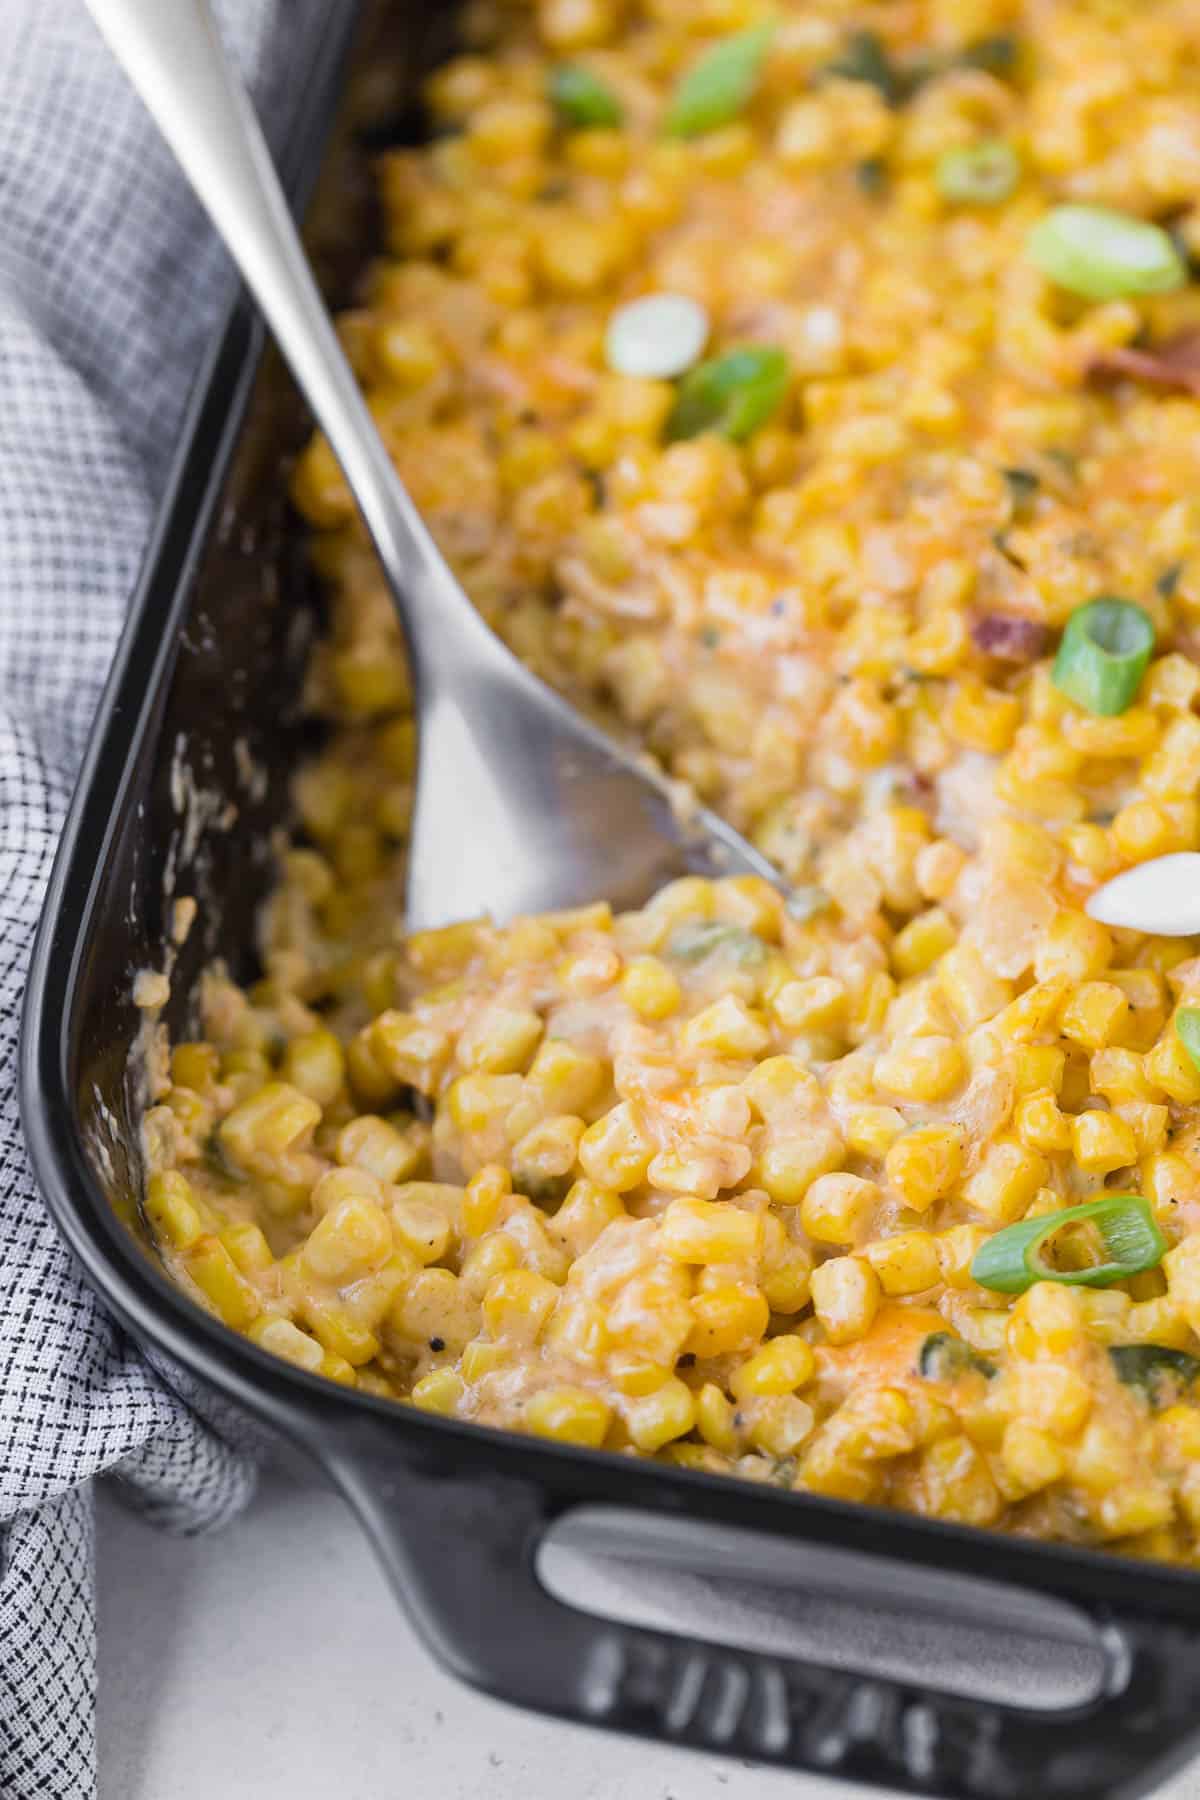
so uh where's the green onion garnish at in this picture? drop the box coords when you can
[665,920,768,965]
[664,23,775,138]
[824,30,904,105]
[917,1331,996,1381]
[1109,1344,1200,1408]
[936,140,1019,206]
[1002,466,1039,516]
[971,1194,1167,1295]
[1175,1007,1200,1076]
[1027,205,1188,301]
[1051,597,1155,716]
[549,65,624,130]
[665,345,790,442]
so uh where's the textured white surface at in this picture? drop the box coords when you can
[96,1464,1200,1800]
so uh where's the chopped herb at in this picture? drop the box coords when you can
[665,919,769,964]
[1046,447,1079,480]
[972,1194,1167,1294]
[700,626,721,648]
[1002,466,1040,517]
[1109,1344,1200,1409]
[855,157,888,196]
[1052,597,1155,716]
[549,64,624,129]
[825,30,903,103]
[1158,563,1184,599]
[664,23,775,138]
[917,1331,996,1381]
[937,140,1020,206]
[666,346,791,443]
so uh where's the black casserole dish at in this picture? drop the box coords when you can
[20,6,1200,1796]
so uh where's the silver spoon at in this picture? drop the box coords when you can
[86,0,784,932]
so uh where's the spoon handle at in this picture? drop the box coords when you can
[84,0,491,672]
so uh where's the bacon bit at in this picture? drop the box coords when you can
[1087,331,1200,398]
[970,612,1049,663]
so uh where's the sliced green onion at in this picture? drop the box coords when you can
[665,345,790,442]
[664,22,775,137]
[1027,204,1188,301]
[917,1331,996,1381]
[1051,597,1155,716]
[549,64,624,129]
[936,140,1019,206]
[1109,1344,1200,1409]
[971,1194,1167,1295]
[1175,1007,1200,1076]
[665,920,767,964]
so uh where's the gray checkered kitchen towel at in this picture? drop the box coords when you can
[0,3,331,1794]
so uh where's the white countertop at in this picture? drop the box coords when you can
[97,1464,1200,1800]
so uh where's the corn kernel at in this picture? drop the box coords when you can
[884,1126,963,1214]
[525,1385,612,1448]
[963,1140,1047,1225]
[874,1036,965,1102]
[660,1197,762,1264]
[801,1173,881,1247]
[810,1257,880,1345]
[626,1376,697,1452]
[864,1231,940,1296]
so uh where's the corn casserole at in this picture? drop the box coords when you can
[140,0,1200,1560]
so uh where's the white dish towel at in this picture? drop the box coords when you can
[1,4,328,1793]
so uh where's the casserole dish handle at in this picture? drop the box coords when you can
[336,1453,1200,1800]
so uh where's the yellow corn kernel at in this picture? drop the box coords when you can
[742,1056,822,1121]
[620,956,683,1020]
[1008,1282,1084,1358]
[800,1173,881,1247]
[608,1353,672,1398]
[1111,801,1177,864]
[660,1197,762,1264]
[1126,1297,1193,1349]
[171,1041,220,1091]
[463,1163,513,1236]
[219,1081,320,1167]
[369,1010,451,1094]
[864,1231,940,1296]
[578,1102,653,1191]
[390,1267,478,1356]
[1090,1049,1157,1105]
[810,1257,880,1345]
[696,1382,741,1455]
[873,1036,965,1103]
[185,1237,259,1329]
[1071,1109,1137,1175]
[460,1338,509,1383]
[145,1170,204,1250]
[337,1114,423,1184]
[843,1105,906,1159]
[963,1140,1048,1225]
[248,1315,325,1375]
[220,1221,274,1276]
[317,1351,357,1388]
[1013,1045,1067,1097]
[302,1197,393,1284]
[884,1126,963,1214]
[680,995,771,1059]
[525,1386,612,1448]
[391,1194,454,1266]
[946,679,1020,754]
[1143,714,1200,797]
[891,909,957,980]
[756,1126,844,1205]
[771,975,848,1032]
[459,1232,522,1299]
[746,1395,816,1457]
[731,1335,816,1401]
[626,1376,697,1452]
[1145,1027,1200,1103]
[458,1006,544,1075]
[1157,1403,1200,1461]
[410,1369,465,1416]
[914,1434,1003,1526]
[936,942,1013,1028]
[1059,983,1130,1052]
[550,1180,624,1256]
[1013,1089,1073,1154]
[1011,1360,1092,1437]
[281,1028,345,1107]
[936,1224,992,1289]
[686,1281,769,1358]
[481,1269,559,1345]
[999,1420,1066,1497]
[1164,1236,1200,1331]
